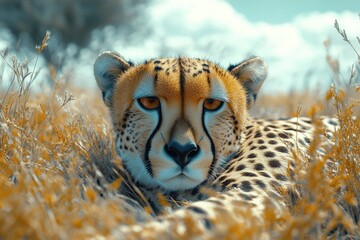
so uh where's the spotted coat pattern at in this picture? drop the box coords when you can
[93,52,339,237]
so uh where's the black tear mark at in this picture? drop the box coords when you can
[144,106,162,177]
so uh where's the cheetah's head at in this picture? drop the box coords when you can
[94,52,267,191]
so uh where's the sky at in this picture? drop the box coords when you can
[0,0,359,93]
[80,0,359,93]
[227,0,359,23]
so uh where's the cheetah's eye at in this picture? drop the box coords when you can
[138,97,160,110]
[203,98,224,111]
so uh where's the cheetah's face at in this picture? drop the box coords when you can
[94,52,267,191]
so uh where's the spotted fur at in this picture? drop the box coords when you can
[94,52,338,236]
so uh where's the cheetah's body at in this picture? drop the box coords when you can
[93,52,338,237]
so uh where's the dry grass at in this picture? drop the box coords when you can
[0,36,146,239]
[0,22,359,239]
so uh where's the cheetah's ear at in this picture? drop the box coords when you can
[94,51,131,107]
[228,57,267,109]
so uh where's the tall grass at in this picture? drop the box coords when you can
[0,33,149,239]
[0,19,359,239]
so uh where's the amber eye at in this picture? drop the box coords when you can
[203,98,224,111]
[138,97,160,110]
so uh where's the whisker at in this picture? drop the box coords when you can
[160,132,167,145]
[197,134,205,145]
[208,172,217,181]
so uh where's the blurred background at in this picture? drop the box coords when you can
[0,0,359,95]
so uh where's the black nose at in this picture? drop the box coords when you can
[165,141,200,168]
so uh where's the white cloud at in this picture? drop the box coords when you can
[82,0,358,93]
[1,0,358,93]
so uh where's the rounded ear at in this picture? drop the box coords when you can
[94,51,131,107]
[228,57,267,109]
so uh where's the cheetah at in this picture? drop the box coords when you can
[93,51,339,237]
